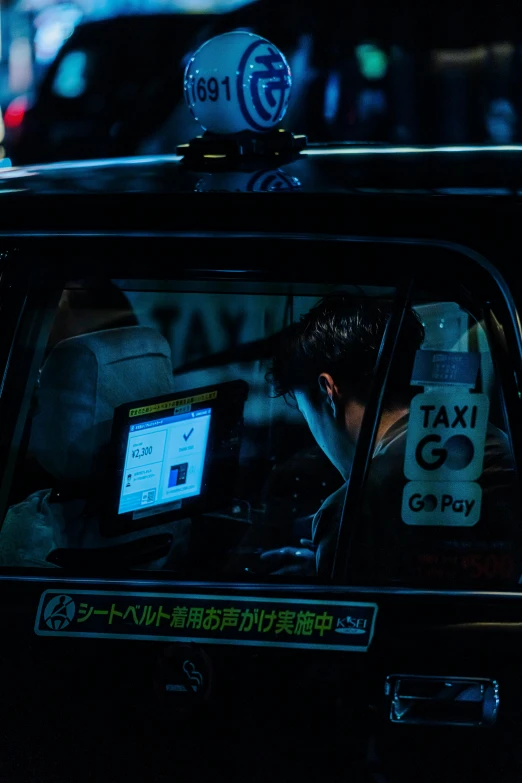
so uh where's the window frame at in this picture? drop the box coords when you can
[0,234,519,593]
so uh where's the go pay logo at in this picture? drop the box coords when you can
[402,481,482,526]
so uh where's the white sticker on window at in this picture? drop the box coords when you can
[402,391,489,527]
[404,392,490,482]
[402,481,482,526]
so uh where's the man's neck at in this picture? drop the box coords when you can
[344,401,408,451]
[376,407,409,444]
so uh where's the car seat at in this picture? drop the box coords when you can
[2,325,189,570]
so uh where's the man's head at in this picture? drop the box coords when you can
[269,295,425,478]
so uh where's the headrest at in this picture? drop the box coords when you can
[30,326,176,483]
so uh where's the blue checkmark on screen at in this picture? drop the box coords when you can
[183,428,194,442]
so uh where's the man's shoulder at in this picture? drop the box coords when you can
[316,485,347,514]
[311,484,347,576]
[484,423,512,460]
[311,485,347,539]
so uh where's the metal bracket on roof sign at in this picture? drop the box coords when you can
[177,129,307,168]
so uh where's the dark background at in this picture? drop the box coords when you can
[2,0,522,164]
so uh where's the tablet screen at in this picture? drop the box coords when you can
[118,405,212,515]
[109,380,249,534]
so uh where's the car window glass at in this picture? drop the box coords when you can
[1,278,520,590]
[1,279,393,580]
[347,300,522,588]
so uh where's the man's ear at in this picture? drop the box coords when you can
[318,373,340,415]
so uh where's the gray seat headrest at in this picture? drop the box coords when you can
[31,326,176,483]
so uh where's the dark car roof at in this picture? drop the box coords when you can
[0,145,521,298]
[2,144,522,196]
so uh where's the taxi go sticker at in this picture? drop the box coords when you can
[129,391,217,418]
[402,391,489,526]
[35,591,378,653]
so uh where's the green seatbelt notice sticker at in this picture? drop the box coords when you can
[35,590,378,652]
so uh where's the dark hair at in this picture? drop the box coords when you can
[268,295,425,411]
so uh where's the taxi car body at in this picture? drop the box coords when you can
[0,144,522,781]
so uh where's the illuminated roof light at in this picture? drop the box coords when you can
[184,31,292,134]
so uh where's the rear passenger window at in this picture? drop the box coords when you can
[0,271,519,589]
[0,279,356,577]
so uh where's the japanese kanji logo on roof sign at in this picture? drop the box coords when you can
[35,590,378,653]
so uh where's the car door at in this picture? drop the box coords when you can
[0,232,520,782]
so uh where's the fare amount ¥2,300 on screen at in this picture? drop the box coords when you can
[119,409,211,514]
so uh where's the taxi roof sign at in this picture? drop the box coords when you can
[183,31,292,135]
